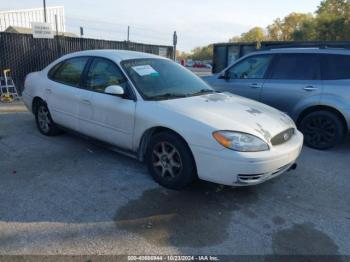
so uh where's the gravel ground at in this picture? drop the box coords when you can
[0,112,350,257]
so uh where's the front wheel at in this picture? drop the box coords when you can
[299,111,345,150]
[35,100,61,136]
[145,132,196,189]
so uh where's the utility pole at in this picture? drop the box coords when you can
[43,0,47,22]
[79,26,84,51]
[54,14,59,36]
[127,26,130,42]
[55,14,61,56]
[173,31,177,61]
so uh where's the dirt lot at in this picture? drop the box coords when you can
[0,111,350,257]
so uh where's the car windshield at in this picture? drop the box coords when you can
[121,58,214,100]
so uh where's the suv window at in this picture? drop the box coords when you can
[86,58,127,92]
[270,54,320,80]
[227,55,272,80]
[323,54,350,80]
[51,57,88,86]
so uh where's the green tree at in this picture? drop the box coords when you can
[227,0,350,45]
[267,13,314,41]
[315,0,350,40]
[229,27,266,42]
[267,18,284,40]
[240,27,266,42]
[292,19,318,41]
[229,36,242,43]
[190,45,213,60]
[176,50,190,60]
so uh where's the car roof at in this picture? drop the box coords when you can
[249,47,350,56]
[58,49,166,63]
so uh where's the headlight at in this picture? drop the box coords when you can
[212,131,269,152]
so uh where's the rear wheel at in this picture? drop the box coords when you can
[299,111,345,150]
[145,132,196,189]
[35,100,61,136]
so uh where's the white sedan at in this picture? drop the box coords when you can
[23,50,303,189]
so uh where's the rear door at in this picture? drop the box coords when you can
[261,53,322,117]
[46,57,89,130]
[321,54,350,107]
[212,54,273,101]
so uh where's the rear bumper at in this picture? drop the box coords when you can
[22,91,33,113]
[190,130,304,186]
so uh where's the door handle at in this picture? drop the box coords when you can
[303,86,318,91]
[249,83,261,88]
[81,99,91,105]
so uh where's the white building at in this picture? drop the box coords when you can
[0,6,65,33]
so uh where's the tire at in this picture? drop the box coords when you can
[145,131,196,189]
[299,110,345,150]
[35,100,61,136]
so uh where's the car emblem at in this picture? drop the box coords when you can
[283,132,290,141]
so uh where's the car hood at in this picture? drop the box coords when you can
[158,92,295,143]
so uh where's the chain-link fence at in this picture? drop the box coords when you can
[0,32,174,92]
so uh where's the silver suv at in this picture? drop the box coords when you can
[203,48,350,150]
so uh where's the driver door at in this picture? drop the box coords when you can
[79,57,136,150]
[213,54,273,101]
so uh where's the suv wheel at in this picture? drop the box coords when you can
[299,111,345,150]
[145,132,196,189]
[35,100,61,136]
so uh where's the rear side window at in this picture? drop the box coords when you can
[50,57,89,87]
[322,54,350,80]
[270,54,320,80]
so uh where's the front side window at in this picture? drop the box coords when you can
[121,58,214,100]
[50,57,88,86]
[322,54,350,80]
[270,54,320,80]
[227,55,272,80]
[86,58,127,92]
[228,46,240,65]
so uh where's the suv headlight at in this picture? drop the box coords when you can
[213,131,269,152]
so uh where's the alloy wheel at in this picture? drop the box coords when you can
[303,115,337,148]
[37,105,51,133]
[152,141,183,179]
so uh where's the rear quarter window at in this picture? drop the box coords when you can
[48,62,62,79]
[49,57,89,87]
[322,54,350,80]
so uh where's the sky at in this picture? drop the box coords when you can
[1,0,321,52]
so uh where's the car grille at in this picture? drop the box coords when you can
[271,128,295,146]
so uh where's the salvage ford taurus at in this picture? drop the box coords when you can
[23,50,303,189]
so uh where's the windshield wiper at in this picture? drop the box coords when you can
[190,89,216,96]
[149,93,188,100]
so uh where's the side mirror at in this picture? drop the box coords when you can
[105,85,124,96]
[219,71,229,80]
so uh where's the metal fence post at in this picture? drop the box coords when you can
[54,14,61,56]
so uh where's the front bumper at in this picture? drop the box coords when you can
[190,130,304,186]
